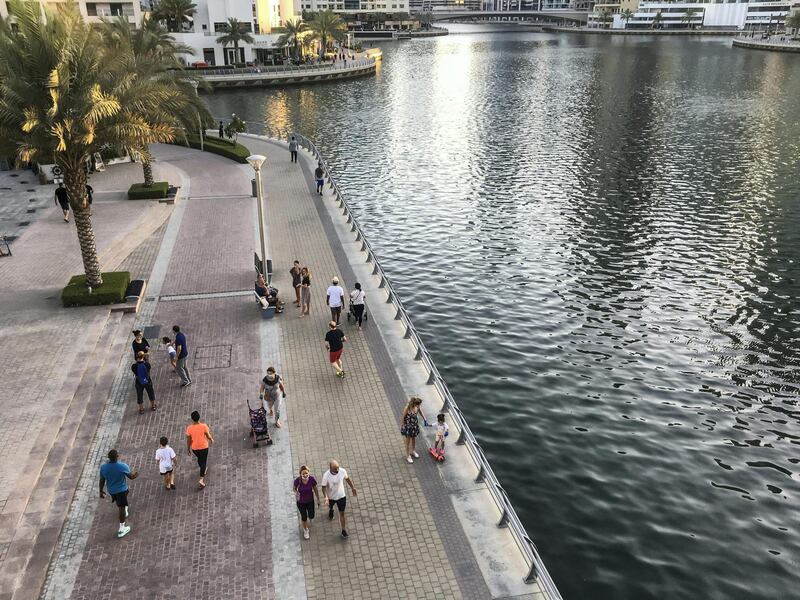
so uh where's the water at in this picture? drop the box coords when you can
[205,26,800,600]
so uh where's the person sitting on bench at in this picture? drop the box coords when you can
[255,274,284,313]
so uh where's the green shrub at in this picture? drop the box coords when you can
[62,271,131,307]
[182,134,251,163]
[128,182,170,199]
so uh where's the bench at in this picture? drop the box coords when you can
[254,290,276,319]
[111,279,146,314]
[0,235,11,257]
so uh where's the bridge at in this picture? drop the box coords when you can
[418,9,590,23]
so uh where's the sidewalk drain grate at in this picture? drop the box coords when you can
[194,345,232,370]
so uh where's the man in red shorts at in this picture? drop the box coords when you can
[324,320,347,378]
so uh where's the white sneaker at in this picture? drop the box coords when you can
[303,529,310,540]
[117,525,131,538]
[411,451,420,459]
[406,456,413,464]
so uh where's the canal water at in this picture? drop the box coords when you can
[205,26,800,600]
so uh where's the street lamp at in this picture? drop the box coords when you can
[189,80,204,152]
[247,154,268,276]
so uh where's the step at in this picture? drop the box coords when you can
[0,311,128,597]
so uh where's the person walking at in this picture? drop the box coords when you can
[289,135,299,163]
[293,465,320,540]
[186,411,213,488]
[54,183,70,222]
[314,163,325,196]
[161,336,177,371]
[259,366,287,428]
[326,277,345,325]
[155,436,177,491]
[321,459,357,539]
[131,351,156,414]
[173,325,192,387]
[324,321,347,378]
[218,120,224,138]
[132,329,150,360]
[85,183,93,210]
[299,267,312,318]
[99,449,139,538]
[349,282,365,330]
[290,260,302,306]
[400,396,428,464]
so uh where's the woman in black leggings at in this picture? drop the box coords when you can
[186,411,214,488]
[349,282,366,330]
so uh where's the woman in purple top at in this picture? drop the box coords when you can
[293,465,320,540]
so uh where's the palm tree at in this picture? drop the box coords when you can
[151,0,197,33]
[308,10,347,58]
[681,8,699,29]
[216,18,255,65]
[785,11,800,38]
[100,18,211,187]
[598,9,612,28]
[277,18,309,62]
[652,11,663,29]
[0,1,193,287]
[420,12,433,30]
[620,9,634,29]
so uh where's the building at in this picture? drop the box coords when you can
[300,0,409,14]
[0,0,143,25]
[591,0,800,29]
[586,0,637,27]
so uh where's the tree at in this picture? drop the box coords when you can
[277,18,309,62]
[786,11,800,39]
[681,8,699,29]
[620,9,634,29]
[652,11,663,29]
[0,1,193,287]
[224,114,246,144]
[420,12,433,30]
[151,0,197,33]
[598,9,612,28]
[100,18,211,187]
[216,18,255,64]
[308,10,347,58]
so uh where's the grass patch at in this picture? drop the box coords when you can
[182,134,251,163]
[128,181,169,199]
[62,271,131,307]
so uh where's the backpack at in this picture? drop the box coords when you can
[135,362,150,385]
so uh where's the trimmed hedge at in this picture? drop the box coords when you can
[184,134,251,163]
[128,181,169,199]
[62,271,131,307]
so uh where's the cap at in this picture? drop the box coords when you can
[332,277,339,284]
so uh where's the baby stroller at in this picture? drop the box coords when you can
[346,299,368,324]
[247,397,273,447]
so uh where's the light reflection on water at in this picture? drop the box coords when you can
[205,27,800,600]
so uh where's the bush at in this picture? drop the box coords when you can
[62,271,131,307]
[182,135,251,163]
[128,182,170,199]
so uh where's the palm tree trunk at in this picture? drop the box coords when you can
[142,159,154,187]
[65,168,103,287]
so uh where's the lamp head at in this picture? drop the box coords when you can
[247,154,266,171]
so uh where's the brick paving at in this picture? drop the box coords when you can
[33,141,534,600]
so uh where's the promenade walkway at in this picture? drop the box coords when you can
[6,140,550,599]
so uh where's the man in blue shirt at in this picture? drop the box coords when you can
[99,449,139,538]
[173,324,192,387]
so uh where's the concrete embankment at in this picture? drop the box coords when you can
[732,37,800,53]
[544,26,739,35]
[201,59,376,89]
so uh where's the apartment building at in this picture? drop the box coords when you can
[299,0,409,14]
[0,0,143,24]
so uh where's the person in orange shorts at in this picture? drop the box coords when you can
[185,411,214,488]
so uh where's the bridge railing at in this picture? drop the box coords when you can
[288,130,564,600]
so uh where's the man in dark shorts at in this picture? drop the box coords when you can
[290,260,302,306]
[314,163,324,196]
[322,459,357,539]
[324,320,347,378]
[99,449,139,538]
[54,183,70,222]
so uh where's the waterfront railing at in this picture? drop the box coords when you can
[284,130,562,599]
[198,60,374,78]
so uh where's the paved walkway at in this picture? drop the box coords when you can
[15,141,550,599]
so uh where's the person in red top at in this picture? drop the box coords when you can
[186,411,214,488]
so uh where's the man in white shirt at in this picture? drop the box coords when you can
[326,277,345,325]
[321,459,357,538]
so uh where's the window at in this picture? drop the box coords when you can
[85,2,97,16]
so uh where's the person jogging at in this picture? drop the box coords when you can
[186,411,213,488]
[99,449,139,538]
[324,320,347,378]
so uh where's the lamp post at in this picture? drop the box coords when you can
[247,154,268,275]
[189,80,204,152]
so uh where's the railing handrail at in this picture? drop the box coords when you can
[258,129,563,600]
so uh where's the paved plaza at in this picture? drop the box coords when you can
[0,141,547,600]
